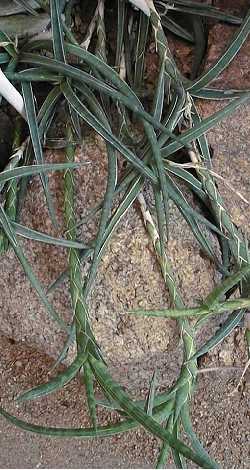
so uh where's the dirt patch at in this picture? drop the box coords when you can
[0,130,219,387]
[0,3,250,468]
[0,333,249,468]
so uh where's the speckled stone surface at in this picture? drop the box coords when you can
[1,20,250,387]
[0,2,250,467]
[0,125,221,387]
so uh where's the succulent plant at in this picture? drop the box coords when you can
[0,1,249,468]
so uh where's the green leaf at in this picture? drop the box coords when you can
[0,205,67,330]
[133,11,149,93]
[7,68,62,83]
[49,323,76,372]
[75,84,117,299]
[18,349,87,402]
[172,420,186,468]
[157,1,242,25]
[84,361,97,429]
[0,162,81,186]
[162,95,250,158]
[21,81,57,226]
[0,30,17,58]
[12,221,87,249]
[115,0,125,69]
[145,371,158,417]
[20,48,187,147]
[128,298,250,318]
[192,88,250,100]
[188,8,250,92]
[61,82,156,182]
[204,264,250,308]
[164,173,224,239]
[50,0,66,63]
[152,59,166,121]
[0,400,173,438]
[192,309,245,361]
[90,356,218,468]
[0,52,10,64]
[181,402,213,464]
[161,16,194,43]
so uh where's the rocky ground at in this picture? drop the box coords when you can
[0,1,250,468]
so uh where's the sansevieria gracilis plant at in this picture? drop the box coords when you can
[0,0,249,467]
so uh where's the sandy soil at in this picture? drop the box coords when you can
[0,1,250,468]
